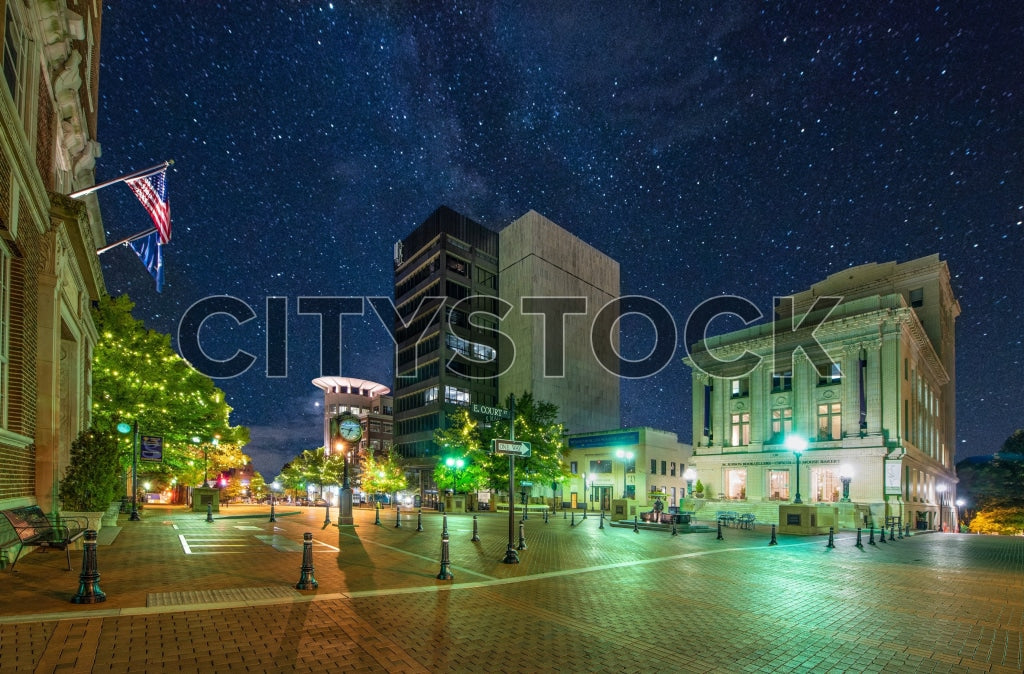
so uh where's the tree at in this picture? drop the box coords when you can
[359,449,408,502]
[968,508,1024,535]
[1000,429,1024,455]
[433,393,570,497]
[90,295,251,488]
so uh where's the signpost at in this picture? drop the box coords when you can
[501,395,520,564]
[492,439,532,457]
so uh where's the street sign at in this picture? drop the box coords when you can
[471,403,511,420]
[492,439,532,457]
[140,435,163,461]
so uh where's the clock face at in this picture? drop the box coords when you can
[339,418,362,441]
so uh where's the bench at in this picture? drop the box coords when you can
[1,506,86,572]
[736,513,756,530]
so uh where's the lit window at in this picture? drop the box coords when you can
[730,412,750,446]
[772,370,792,391]
[771,408,793,439]
[768,471,789,500]
[730,378,748,397]
[817,402,841,441]
[444,385,470,405]
[817,361,842,385]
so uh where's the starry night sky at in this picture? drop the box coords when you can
[94,2,1023,479]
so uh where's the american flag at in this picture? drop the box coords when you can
[125,168,171,244]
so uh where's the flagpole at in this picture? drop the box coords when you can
[96,227,158,255]
[68,159,174,199]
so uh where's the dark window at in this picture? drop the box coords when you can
[909,288,924,308]
[661,461,667,476]
[650,459,657,474]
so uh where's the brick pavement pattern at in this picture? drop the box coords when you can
[0,506,1021,673]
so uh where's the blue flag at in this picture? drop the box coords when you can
[129,231,164,292]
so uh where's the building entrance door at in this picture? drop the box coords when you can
[598,486,611,511]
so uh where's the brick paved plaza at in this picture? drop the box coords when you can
[0,505,1021,673]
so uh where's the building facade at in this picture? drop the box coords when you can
[565,427,692,518]
[684,255,959,529]
[312,376,393,458]
[498,210,620,434]
[1,0,106,519]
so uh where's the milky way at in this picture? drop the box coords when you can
[95,2,1023,477]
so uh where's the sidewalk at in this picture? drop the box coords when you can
[1,505,1021,672]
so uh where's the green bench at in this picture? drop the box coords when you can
[1,505,86,572]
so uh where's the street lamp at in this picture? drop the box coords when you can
[683,468,696,497]
[955,498,965,532]
[582,473,592,518]
[117,421,141,521]
[616,449,635,499]
[785,435,807,504]
[445,457,465,495]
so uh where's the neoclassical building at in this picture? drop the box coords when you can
[684,255,959,530]
[1,1,106,517]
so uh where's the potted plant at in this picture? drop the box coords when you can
[59,428,121,532]
[694,480,705,498]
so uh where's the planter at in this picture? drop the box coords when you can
[101,501,122,527]
[61,511,105,532]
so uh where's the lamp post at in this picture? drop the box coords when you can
[785,435,807,504]
[582,473,591,518]
[684,468,696,497]
[616,449,634,499]
[338,441,353,526]
[117,421,141,521]
[955,498,964,533]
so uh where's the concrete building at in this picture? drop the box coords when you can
[565,427,692,519]
[312,376,393,458]
[0,1,106,518]
[683,255,959,530]
[498,210,620,435]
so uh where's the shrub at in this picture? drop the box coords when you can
[59,429,121,511]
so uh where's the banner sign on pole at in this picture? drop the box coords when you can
[140,435,163,461]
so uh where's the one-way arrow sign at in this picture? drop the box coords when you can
[491,439,532,457]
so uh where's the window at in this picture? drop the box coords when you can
[446,256,468,275]
[660,461,667,476]
[909,287,924,308]
[817,402,841,441]
[730,378,748,397]
[771,408,793,439]
[768,471,789,500]
[730,412,750,446]
[570,461,578,474]
[670,462,676,477]
[444,385,470,405]
[446,332,496,362]
[726,469,747,499]
[3,4,26,111]
[650,459,657,474]
[424,386,438,403]
[772,370,792,391]
[0,243,8,428]
[811,468,841,502]
[817,362,842,385]
[590,460,613,474]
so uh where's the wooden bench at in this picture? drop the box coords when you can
[1,506,86,572]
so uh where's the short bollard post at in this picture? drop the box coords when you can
[374,504,381,526]
[395,505,402,528]
[671,523,678,536]
[442,514,449,538]
[869,526,876,545]
[768,523,777,546]
[570,511,576,527]
[716,520,723,540]
[417,509,424,532]
[890,523,896,541]
[71,530,105,604]
[437,529,453,580]
[517,520,527,550]
[563,509,567,519]
[855,527,863,549]
[879,525,886,543]
[905,523,910,538]
[599,511,605,530]
[897,523,903,540]
[471,515,480,542]
[826,526,835,549]
[296,532,318,590]
[544,509,549,524]
[269,499,276,523]
[206,504,214,523]
[323,500,331,528]
[633,515,640,534]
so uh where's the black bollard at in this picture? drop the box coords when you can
[395,505,402,528]
[570,511,576,527]
[671,523,678,536]
[879,525,886,543]
[323,500,331,528]
[563,509,567,519]
[826,526,835,549]
[296,532,318,590]
[633,515,640,534]
[442,514,449,538]
[206,504,214,523]
[599,511,605,530]
[768,523,777,546]
[517,520,527,550]
[716,520,723,540]
[374,505,381,526]
[471,514,480,542]
[905,523,910,538]
[71,530,106,604]
[855,527,863,549]
[269,500,276,523]
[437,529,453,580]
[897,523,903,540]
[890,523,896,541]
[544,509,549,524]
[417,509,424,532]
[869,526,876,545]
